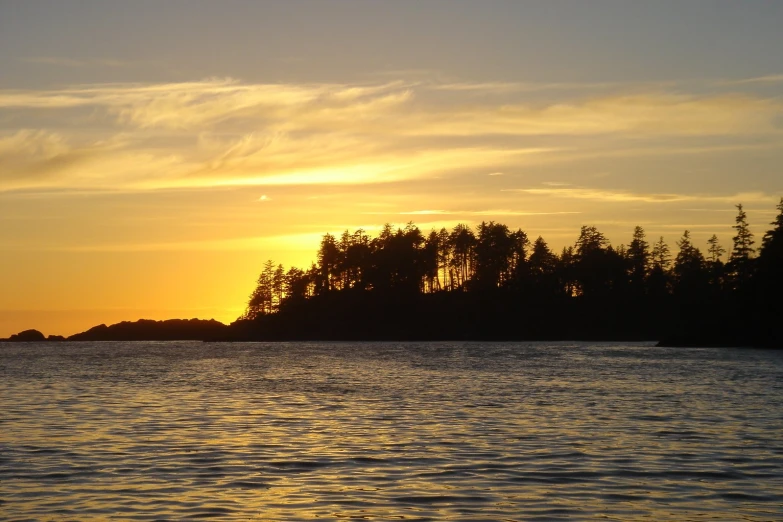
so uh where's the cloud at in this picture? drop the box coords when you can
[724,74,783,85]
[0,78,414,130]
[20,56,141,68]
[1,79,780,138]
[0,129,190,192]
[389,209,581,216]
[0,129,69,159]
[506,187,777,204]
[399,93,782,138]
[429,80,616,94]
[1,77,782,194]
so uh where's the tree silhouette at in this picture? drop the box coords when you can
[651,236,671,271]
[573,226,613,297]
[759,198,783,262]
[673,230,707,298]
[528,236,560,296]
[236,199,781,346]
[317,233,340,293]
[707,234,725,263]
[756,198,783,345]
[473,221,528,289]
[449,224,476,290]
[705,234,726,291]
[727,203,755,290]
[627,226,651,293]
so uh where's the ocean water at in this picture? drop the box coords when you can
[1,341,781,521]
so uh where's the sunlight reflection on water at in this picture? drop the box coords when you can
[1,341,782,520]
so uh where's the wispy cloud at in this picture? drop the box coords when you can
[505,187,777,204]
[1,77,781,195]
[724,74,783,85]
[389,209,581,216]
[1,79,779,137]
[429,80,616,93]
[19,56,142,68]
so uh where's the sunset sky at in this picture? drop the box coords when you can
[1,1,782,336]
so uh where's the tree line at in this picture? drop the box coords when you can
[236,199,782,345]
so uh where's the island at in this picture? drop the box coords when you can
[3,199,781,348]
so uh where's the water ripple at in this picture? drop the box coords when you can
[1,341,782,520]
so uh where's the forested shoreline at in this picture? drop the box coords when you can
[232,199,783,346]
[3,199,781,346]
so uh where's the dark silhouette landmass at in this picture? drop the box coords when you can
[2,329,48,342]
[3,199,781,347]
[228,198,782,348]
[67,319,229,341]
[0,319,228,343]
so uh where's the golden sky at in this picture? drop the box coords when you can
[1,1,782,336]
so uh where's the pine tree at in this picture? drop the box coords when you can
[707,234,725,263]
[674,230,706,297]
[760,197,783,257]
[705,234,726,290]
[273,264,285,311]
[728,203,755,289]
[244,259,276,318]
[651,236,671,270]
[627,226,650,288]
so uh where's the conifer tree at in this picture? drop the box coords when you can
[760,197,783,258]
[627,226,650,288]
[757,197,783,297]
[651,236,671,270]
[674,230,707,297]
[705,234,726,290]
[707,234,725,263]
[273,264,285,310]
[728,203,755,289]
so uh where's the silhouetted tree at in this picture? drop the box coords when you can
[273,263,285,310]
[284,267,309,302]
[651,236,672,271]
[573,226,612,297]
[473,221,527,289]
[436,227,451,290]
[756,198,783,345]
[759,197,783,267]
[236,198,782,346]
[245,259,276,318]
[423,230,441,293]
[727,203,755,290]
[673,230,707,298]
[627,226,651,293]
[317,233,341,293]
[707,234,725,263]
[528,236,560,296]
[705,234,726,290]
[449,224,476,290]
[559,246,577,297]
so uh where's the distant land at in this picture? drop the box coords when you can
[0,319,228,343]
[3,199,781,349]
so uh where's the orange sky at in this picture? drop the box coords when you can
[1,2,782,336]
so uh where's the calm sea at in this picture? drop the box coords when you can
[1,341,781,521]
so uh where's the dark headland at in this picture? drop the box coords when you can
[0,319,229,343]
[3,199,781,348]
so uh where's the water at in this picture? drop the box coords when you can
[1,341,782,521]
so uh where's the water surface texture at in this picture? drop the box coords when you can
[1,341,782,520]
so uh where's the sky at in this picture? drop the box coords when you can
[1,0,782,336]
